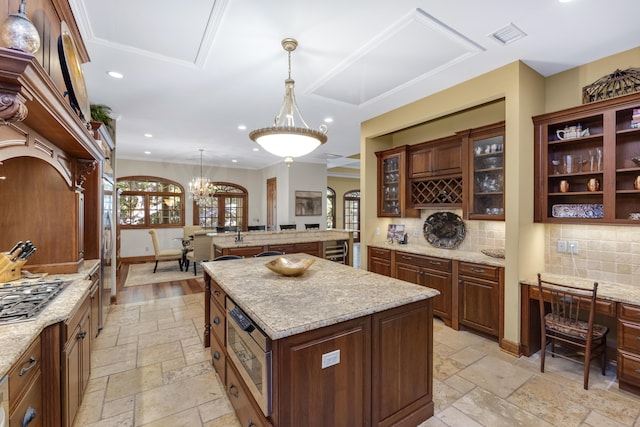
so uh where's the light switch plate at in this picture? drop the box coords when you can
[557,240,567,253]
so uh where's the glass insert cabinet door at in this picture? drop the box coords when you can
[469,124,505,220]
[382,156,400,215]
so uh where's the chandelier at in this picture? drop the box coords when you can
[189,149,215,206]
[249,38,328,165]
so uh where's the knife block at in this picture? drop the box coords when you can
[0,253,27,282]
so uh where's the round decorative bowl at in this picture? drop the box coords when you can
[265,257,315,277]
[632,157,640,167]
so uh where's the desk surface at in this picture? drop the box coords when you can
[520,273,640,306]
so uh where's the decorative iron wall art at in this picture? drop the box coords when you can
[582,68,640,104]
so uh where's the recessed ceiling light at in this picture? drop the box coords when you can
[237,125,247,130]
[144,133,153,138]
[558,0,572,2]
[144,151,151,155]
[253,148,259,152]
[107,71,124,79]
[232,159,238,163]
[324,117,333,123]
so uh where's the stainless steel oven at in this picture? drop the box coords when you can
[226,298,272,416]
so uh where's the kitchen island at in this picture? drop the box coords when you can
[203,254,439,427]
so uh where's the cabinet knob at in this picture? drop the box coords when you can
[229,384,239,398]
[213,290,221,297]
[19,356,37,376]
[213,351,220,360]
[248,422,256,427]
[458,279,462,284]
[213,316,220,325]
[78,331,87,340]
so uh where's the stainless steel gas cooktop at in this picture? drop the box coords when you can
[0,279,67,325]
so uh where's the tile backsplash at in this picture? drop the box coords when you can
[381,209,505,253]
[545,224,640,286]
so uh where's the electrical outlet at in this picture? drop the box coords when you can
[556,240,567,253]
[321,350,340,369]
[375,227,380,236]
[413,230,419,237]
[568,241,578,254]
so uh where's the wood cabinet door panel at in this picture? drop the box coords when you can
[394,262,420,285]
[372,301,433,426]
[618,350,640,385]
[227,246,264,257]
[459,277,499,336]
[434,141,462,175]
[277,317,371,427]
[369,257,391,277]
[9,335,41,410]
[9,372,43,427]
[618,320,640,353]
[267,243,295,254]
[423,270,452,320]
[620,303,640,322]
[410,149,433,178]
[210,297,226,348]
[63,327,81,427]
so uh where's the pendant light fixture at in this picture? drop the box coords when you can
[249,38,328,165]
[189,149,215,206]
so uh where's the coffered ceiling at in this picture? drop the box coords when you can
[69,0,640,173]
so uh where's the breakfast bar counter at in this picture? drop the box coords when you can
[203,254,439,426]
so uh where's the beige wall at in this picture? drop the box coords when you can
[328,176,360,229]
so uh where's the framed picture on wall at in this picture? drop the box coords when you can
[295,191,322,216]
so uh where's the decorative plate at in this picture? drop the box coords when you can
[423,212,466,249]
[551,204,604,218]
[58,21,90,121]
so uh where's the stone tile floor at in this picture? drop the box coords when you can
[75,293,640,426]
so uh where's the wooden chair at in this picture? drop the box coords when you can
[148,229,183,273]
[304,223,320,229]
[536,273,609,389]
[254,251,284,257]
[186,233,213,276]
[280,224,296,230]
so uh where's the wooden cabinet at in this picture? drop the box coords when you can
[468,122,505,220]
[367,246,392,277]
[394,252,452,324]
[617,303,640,394]
[275,316,370,427]
[226,361,272,427]
[9,336,42,427]
[221,245,265,258]
[458,262,503,339]
[533,92,640,224]
[269,242,321,257]
[206,274,227,383]
[62,295,91,427]
[409,136,463,178]
[408,136,464,209]
[376,146,419,218]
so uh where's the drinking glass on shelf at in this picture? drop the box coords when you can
[596,148,603,171]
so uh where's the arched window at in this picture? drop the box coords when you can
[326,187,336,229]
[117,176,185,228]
[193,182,248,230]
[344,189,360,242]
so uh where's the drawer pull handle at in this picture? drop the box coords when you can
[401,256,413,260]
[471,268,486,273]
[429,261,441,265]
[19,356,37,376]
[22,406,37,427]
[78,331,87,340]
[213,316,220,325]
[213,351,220,360]
[248,422,256,427]
[229,384,239,398]
[213,290,221,297]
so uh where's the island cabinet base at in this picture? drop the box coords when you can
[219,298,434,427]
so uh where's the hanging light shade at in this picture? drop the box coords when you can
[249,38,327,165]
[189,149,216,206]
[0,0,41,54]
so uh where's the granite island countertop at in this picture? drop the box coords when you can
[203,254,439,340]
[210,229,353,249]
[0,260,100,378]
[367,242,506,268]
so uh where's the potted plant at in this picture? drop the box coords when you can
[89,103,116,141]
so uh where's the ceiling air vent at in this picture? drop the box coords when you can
[489,23,526,45]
